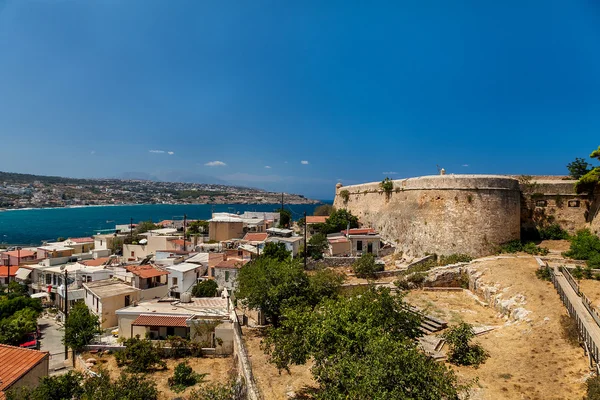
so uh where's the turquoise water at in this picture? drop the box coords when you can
[0,203,325,245]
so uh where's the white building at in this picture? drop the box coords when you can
[266,236,303,258]
[166,262,207,298]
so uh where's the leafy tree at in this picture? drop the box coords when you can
[567,157,592,180]
[278,208,292,228]
[115,336,166,372]
[352,253,383,278]
[263,288,461,398]
[564,229,600,268]
[0,290,42,346]
[187,220,209,235]
[64,301,101,353]
[170,361,206,393]
[135,220,159,234]
[191,279,218,297]
[576,168,600,194]
[7,371,84,400]
[442,322,489,367]
[307,269,344,301]
[314,204,334,216]
[236,257,309,327]
[261,242,291,261]
[538,223,569,240]
[308,233,328,260]
[592,145,600,161]
[319,208,359,235]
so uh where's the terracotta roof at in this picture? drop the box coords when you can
[1,250,37,258]
[242,232,268,242]
[214,258,248,269]
[306,216,328,224]
[170,239,186,246]
[80,257,112,267]
[158,220,174,226]
[0,266,17,277]
[69,237,94,243]
[342,228,378,235]
[328,238,349,244]
[0,344,49,398]
[132,314,188,327]
[125,265,170,279]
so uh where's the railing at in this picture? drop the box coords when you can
[551,265,600,372]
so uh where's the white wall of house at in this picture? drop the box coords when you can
[214,268,239,292]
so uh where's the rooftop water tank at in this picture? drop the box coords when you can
[180,292,192,303]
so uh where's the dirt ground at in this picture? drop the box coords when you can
[79,352,234,400]
[242,327,315,400]
[456,256,591,400]
[538,239,571,253]
[579,279,600,308]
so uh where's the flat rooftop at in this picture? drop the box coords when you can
[116,297,229,318]
[83,279,140,298]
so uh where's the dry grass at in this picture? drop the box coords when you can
[242,327,315,400]
[579,279,600,307]
[78,352,234,400]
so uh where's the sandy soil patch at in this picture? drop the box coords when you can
[458,256,590,399]
[242,327,315,400]
[79,352,234,400]
[579,279,600,308]
[538,239,571,253]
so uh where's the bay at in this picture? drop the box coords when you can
[0,203,327,246]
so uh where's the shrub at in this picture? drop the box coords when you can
[406,272,426,288]
[564,229,600,268]
[169,361,206,393]
[575,167,600,194]
[538,223,569,240]
[191,280,218,297]
[188,379,242,400]
[438,253,472,266]
[116,336,166,372]
[535,266,552,281]
[353,253,383,279]
[586,374,600,400]
[339,189,350,203]
[380,177,394,194]
[560,315,580,347]
[572,266,584,280]
[442,322,489,368]
[499,240,549,255]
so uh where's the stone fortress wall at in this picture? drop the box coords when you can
[333,175,521,257]
[333,174,600,258]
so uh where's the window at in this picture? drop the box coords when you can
[357,241,363,251]
[568,200,580,208]
[100,240,103,246]
[131,251,135,257]
[211,268,215,277]
[225,271,230,282]
[167,327,175,336]
[46,274,52,285]
[172,277,178,286]
[124,295,130,307]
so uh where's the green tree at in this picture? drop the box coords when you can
[307,268,344,301]
[314,204,334,216]
[236,257,309,327]
[187,220,209,235]
[261,242,291,261]
[380,177,394,194]
[576,168,600,194]
[0,308,40,345]
[110,237,123,255]
[278,208,292,228]
[64,301,101,353]
[263,288,461,398]
[564,229,600,268]
[308,233,328,260]
[591,146,600,161]
[115,336,166,372]
[442,322,489,367]
[352,253,383,279]
[191,279,218,297]
[319,208,359,235]
[7,371,84,400]
[135,220,159,234]
[170,361,206,393]
[567,157,592,180]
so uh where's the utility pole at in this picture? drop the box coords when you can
[280,192,284,227]
[303,211,307,270]
[183,214,187,251]
[64,268,68,359]
[130,217,133,241]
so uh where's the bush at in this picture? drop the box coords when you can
[442,322,489,368]
[339,189,350,202]
[535,266,552,281]
[169,361,206,393]
[406,272,426,288]
[586,374,600,400]
[538,223,570,240]
[188,379,242,400]
[438,253,472,266]
[499,240,549,256]
[116,336,166,372]
[353,253,383,279]
[380,177,394,194]
[575,167,600,194]
[560,315,580,347]
[564,229,600,268]
[191,280,218,297]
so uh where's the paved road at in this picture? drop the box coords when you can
[38,316,68,372]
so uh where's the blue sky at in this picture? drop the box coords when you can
[0,1,599,200]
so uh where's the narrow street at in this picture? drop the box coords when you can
[38,315,70,373]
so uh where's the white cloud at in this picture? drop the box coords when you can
[205,161,227,167]
[300,160,309,165]
[168,151,175,155]
[462,164,469,167]
[264,166,271,169]
[382,171,398,175]
[149,150,165,154]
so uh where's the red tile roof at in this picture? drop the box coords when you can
[69,237,94,243]
[242,232,268,242]
[132,314,188,327]
[0,344,49,398]
[306,216,328,224]
[125,265,170,279]
[170,239,186,246]
[214,258,248,269]
[0,266,17,277]
[2,250,37,258]
[342,228,378,235]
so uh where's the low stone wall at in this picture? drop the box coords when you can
[231,307,262,400]
[307,256,358,269]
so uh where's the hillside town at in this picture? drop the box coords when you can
[0,171,318,210]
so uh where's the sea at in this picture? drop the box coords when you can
[0,203,328,246]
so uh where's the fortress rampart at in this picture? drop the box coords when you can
[333,175,521,257]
